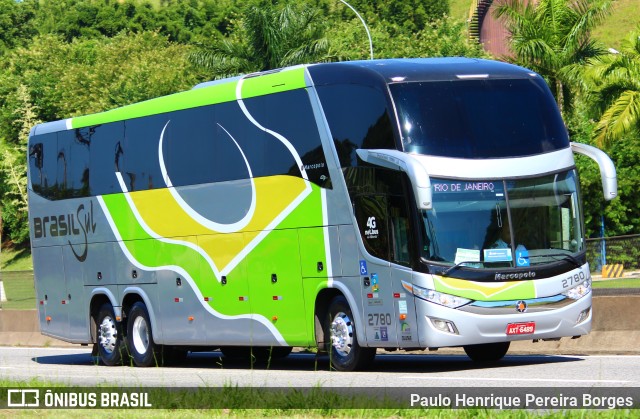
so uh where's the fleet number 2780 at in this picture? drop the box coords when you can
[368,313,392,326]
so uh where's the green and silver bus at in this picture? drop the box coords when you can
[27,58,617,371]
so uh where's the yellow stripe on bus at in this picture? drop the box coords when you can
[127,175,308,271]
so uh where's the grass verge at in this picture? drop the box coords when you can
[1,245,33,271]
[592,277,640,289]
[592,0,639,50]
[0,271,35,310]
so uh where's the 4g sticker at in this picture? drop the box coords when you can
[365,216,379,239]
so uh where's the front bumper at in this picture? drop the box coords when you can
[416,292,592,348]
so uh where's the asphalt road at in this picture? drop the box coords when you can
[1,347,639,388]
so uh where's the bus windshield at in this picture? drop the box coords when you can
[421,170,584,268]
[390,78,569,158]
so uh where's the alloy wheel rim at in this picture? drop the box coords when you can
[330,312,353,357]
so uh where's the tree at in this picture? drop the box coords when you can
[336,0,449,33]
[189,2,337,78]
[0,0,37,53]
[0,85,40,246]
[56,31,206,116]
[31,0,227,44]
[0,31,204,247]
[495,0,613,115]
[331,15,487,61]
[0,32,204,126]
[584,27,640,148]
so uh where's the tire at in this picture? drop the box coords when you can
[126,302,161,367]
[95,303,127,366]
[327,295,376,371]
[463,342,510,363]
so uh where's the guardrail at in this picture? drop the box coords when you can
[586,234,640,273]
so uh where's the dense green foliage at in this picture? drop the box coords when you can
[0,0,638,248]
[494,0,613,115]
[189,2,338,78]
[584,27,640,148]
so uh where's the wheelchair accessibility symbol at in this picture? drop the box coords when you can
[359,260,368,275]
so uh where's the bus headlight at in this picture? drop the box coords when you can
[412,284,471,308]
[562,279,591,300]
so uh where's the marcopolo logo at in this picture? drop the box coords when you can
[32,201,97,262]
[494,271,536,281]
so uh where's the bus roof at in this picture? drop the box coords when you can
[31,58,537,136]
[307,58,536,85]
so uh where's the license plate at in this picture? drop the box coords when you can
[506,322,535,335]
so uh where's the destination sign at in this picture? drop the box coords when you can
[433,182,497,193]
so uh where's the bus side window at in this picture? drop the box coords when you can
[28,142,44,194]
[353,194,389,261]
[163,105,233,187]
[389,195,411,266]
[56,129,90,198]
[122,114,165,192]
[89,122,124,196]
[28,133,58,199]
[262,89,331,187]
[316,84,396,169]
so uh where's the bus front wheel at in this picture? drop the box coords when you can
[463,342,510,363]
[127,302,161,367]
[96,303,127,366]
[327,296,375,371]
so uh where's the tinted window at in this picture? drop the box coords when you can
[122,115,165,192]
[164,95,324,188]
[28,134,60,199]
[354,194,389,260]
[162,105,251,187]
[89,122,124,196]
[262,89,330,187]
[240,96,302,180]
[343,166,405,196]
[317,85,396,168]
[28,134,58,199]
[347,167,413,263]
[29,88,329,199]
[56,130,90,198]
[390,78,569,158]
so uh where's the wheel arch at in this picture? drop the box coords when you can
[121,286,163,343]
[89,288,119,343]
[314,288,343,350]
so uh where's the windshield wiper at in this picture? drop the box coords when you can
[529,253,581,268]
[441,261,483,277]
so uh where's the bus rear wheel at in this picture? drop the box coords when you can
[127,302,161,367]
[327,296,375,371]
[96,303,127,366]
[463,342,510,363]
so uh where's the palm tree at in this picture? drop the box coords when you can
[585,28,640,148]
[190,3,338,79]
[494,0,613,115]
